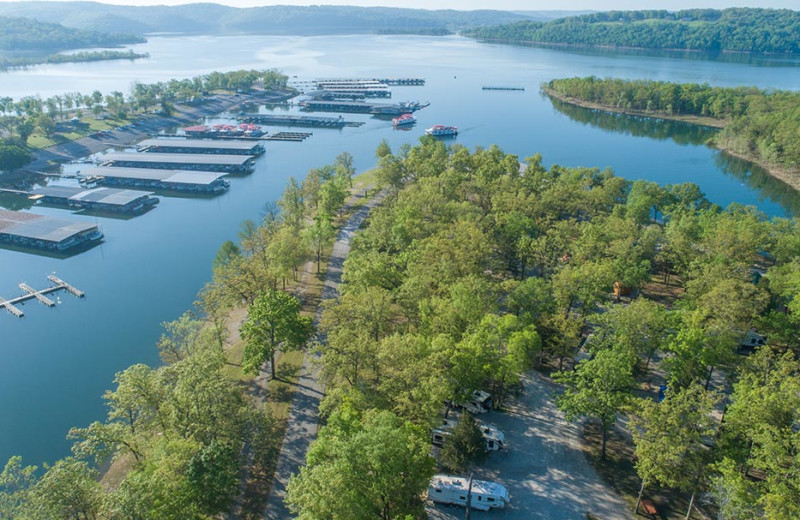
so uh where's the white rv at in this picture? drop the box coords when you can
[427,475,510,511]
[431,418,505,451]
[459,390,493,414]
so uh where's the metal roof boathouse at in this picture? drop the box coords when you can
[82,167,230,193]
[31,186,159,214]
[0,210,103,252]
[101,152,256,174]
[137,138,264,156]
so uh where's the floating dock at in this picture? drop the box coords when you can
[0,276,85,318]
[0,209,103,253]
[137,138,264,156]
[482,86,525,91]
[265,132,312,142]
[238,114,363,128]
[100,152,256,174]
[30,186,159,214]
[81,167,230,193]
[313,79,391,98]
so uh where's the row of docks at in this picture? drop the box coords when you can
[0,275,84,318]
[29,186,159,214]
[81,167,229,194]
[238,113,362,128]
[136,138,265,156]
[0,209,103,253]
[99,152,256,174]
[298,99,429,116]
[290,78,425,100]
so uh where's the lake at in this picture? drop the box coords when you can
[1,34,800,467]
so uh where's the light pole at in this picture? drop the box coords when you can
[465,473,473,520]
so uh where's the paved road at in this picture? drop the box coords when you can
[264,189,386,519]
[428,372,632,520]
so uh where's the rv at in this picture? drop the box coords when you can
[431,418,505,451]
[456,390,493,414]
[427,475,510,511]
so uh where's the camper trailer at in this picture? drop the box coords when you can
[457,390,493,414]
[427,475,510,511]
[431,418,505,451]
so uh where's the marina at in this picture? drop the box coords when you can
[265,132,313,142]
[183,123,264,138]
[238,113,363,128]
[100,152,256,174]
[482,86,525,91]
[80,167,230,193]
[137,138,265,156]
[0,275,85,318]
[0,209,103,252]
[30,186,159,214]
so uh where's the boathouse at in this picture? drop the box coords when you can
[0,209,103,252]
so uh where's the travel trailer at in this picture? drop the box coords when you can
[431,418,505,451]
[427,475,510,511]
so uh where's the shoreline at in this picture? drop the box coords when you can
[2,88,295,189]
[542,86,800,194]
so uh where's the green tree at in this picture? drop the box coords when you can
[31,458,104,520]
[240,288,314,378]
[554,348,635,460]
[630,385,719,520]
[440,414,489,473]
[304,214,336,274]
[286,407,434,520]
[0,456,37,520]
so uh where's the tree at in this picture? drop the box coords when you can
[31,458,104,520]
[304,214,335,274]
[335,151,356,187]
[375,138,392,159]
[630,385,719,519]
[0,456,37,520]
[286,407,434,520]
[441,414,488,473]
[240,288,313,379]
[278,177,305,231]
[212,240,241,271]
[554,348,635,460]
[595,298,670,374]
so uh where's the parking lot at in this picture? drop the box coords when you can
[427,372,632,520]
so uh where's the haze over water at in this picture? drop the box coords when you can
[1,34,800,466]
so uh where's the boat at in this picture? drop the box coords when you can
[392,114,416,126]
[425,125,458,137]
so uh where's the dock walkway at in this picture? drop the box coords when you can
[0,276,85,318]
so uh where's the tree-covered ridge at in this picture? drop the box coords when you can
[546,77,800,180]
[0,15,142,51]
[466,8,800,54]
[0,2,538,36]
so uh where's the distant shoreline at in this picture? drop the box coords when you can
[541,86,800,194]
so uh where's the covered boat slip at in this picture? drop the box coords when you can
[83,167,230,193]
[31,186,158,214]
[136,138,264,156]
[0,209,102,252]
[100,152,256,173]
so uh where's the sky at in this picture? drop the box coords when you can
[0,0,797,9]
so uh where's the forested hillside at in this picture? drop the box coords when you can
[285,139,800,519]
[467,8,800,54]
[0,16,142,51]
[0,2,538,36]
[545,77,800,185]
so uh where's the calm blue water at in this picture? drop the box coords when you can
[1,34,800,467]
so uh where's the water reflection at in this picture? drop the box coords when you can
[549,96,718,146]
[712,151,800,216]
[548,97,800,216]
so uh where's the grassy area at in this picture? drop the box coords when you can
[351,167,379,193]
[24,114,133,150]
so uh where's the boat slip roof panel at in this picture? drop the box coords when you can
[0,209,97,243]
[137,138,261,151]
[33,186,153,206]
[101,152,253,166]
[84,167,224,185]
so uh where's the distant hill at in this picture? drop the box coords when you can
[0,2,543,36]
[466,8,800,54]
[0,15,143,52]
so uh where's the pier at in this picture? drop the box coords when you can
[265,132,313,142]
[482,86,525,91]
[0,276,85,318]
[238,114,363,128]
[0,209,103,252]
[299,100,428,115]
[82,167,230,193]
[30,186,159,214]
